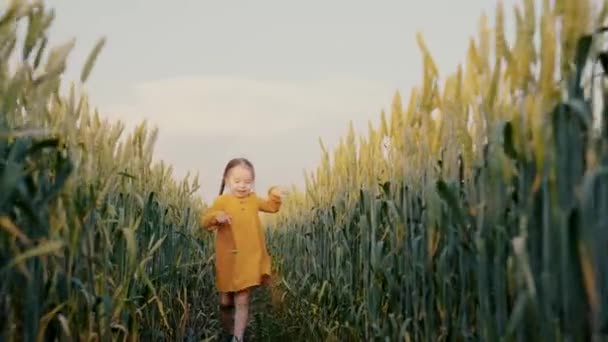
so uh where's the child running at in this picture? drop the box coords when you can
[200,157,287,342]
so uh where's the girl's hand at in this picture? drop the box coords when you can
[270,186,289,198]
[215,212,231,225]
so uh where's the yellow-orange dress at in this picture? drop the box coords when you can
[200,188,281,293]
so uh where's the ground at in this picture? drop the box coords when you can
[192,284,295,342]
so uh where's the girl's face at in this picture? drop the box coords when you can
[226,165,254,198]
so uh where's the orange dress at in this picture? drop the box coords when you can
[200,187,282,293]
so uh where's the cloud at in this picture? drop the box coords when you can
[103,75,394,138]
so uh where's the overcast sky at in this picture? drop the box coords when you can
[43,0,532,203]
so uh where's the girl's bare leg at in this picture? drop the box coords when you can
[219,292,234,333]
[233,289,250,340]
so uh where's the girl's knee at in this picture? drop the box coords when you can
[234,302,249,313]
[234,298,249,311]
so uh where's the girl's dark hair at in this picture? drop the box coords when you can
[219,157,255,195]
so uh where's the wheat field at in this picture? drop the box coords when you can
[1,0,608,341]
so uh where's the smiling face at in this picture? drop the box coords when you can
[225,164,254,198]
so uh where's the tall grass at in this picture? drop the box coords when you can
[0,2,226,340]
[266,0,608,340]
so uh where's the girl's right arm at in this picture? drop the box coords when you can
[199,196,226,231]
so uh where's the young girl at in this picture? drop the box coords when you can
[200,157,287,342]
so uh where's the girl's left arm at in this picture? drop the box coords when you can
[256,186,283,213]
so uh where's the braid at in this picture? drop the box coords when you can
[219,178,226,195]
